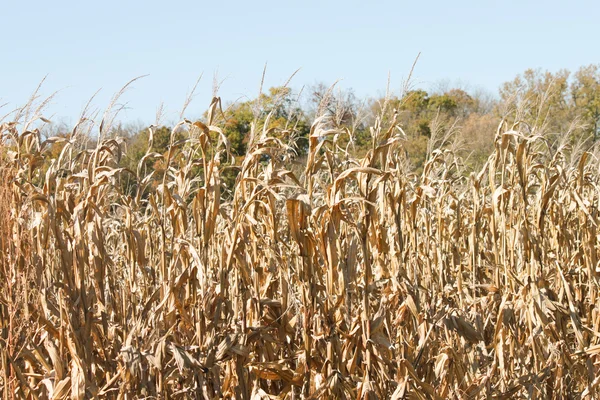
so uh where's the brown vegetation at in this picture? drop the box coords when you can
[1,80,600,399]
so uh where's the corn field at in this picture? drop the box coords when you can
[2,89,600,399]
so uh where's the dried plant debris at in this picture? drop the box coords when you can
[1,89,600,399]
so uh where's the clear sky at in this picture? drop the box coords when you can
[2,0,598,126]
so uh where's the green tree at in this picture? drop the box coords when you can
[307,83,371,153]
[222,101,253,156]
[428,93,457,114]
[499,68,571,134]
[121,126,178,172]
[445,88,477,116]
[571,64,600,141]
[220,87,310,157]
[400,90,430,113]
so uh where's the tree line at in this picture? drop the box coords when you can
[41,64,600,193]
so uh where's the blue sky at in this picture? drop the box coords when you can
[1,0,598,125]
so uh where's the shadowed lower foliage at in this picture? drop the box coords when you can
[2,90,600,399]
